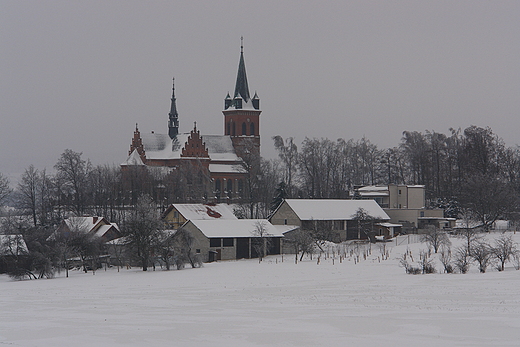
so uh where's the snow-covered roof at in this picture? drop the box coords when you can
[122,149,145,166]
[142,133,188,160]
[93,223,120,238]
[189,219,284,238]
[272,224,300,234]
[65,216,106,233]
[357,186,388,192]
[204,135,241,161]
[140,132,242,163]
[173,204,238,221]
[377,222,403,228]
[283,199,390,221]
[359,191,389,197]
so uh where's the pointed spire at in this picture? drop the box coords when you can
[168,77,179,139]
[233,37,250,103]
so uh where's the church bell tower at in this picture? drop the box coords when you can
[223,38,261,156]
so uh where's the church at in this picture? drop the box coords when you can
[122,43,261,203]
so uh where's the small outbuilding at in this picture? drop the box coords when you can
[181,219,287,262]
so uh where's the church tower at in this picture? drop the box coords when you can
[223,39,261,156]
[168,78,179,139]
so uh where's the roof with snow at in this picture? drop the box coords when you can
[172,204,238,221]
[283,199,390,221]
[188,219,284,238]
[123,149,145,166]
[138,132,242,163]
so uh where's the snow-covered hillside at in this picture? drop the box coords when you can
[2,232,520,346]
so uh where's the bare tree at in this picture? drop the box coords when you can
[0,172,12,207]
[284,229,315,263]
[439,246,454,273]
[457,208,481,256]
[251,221,272,262]
[123,195,162,271]
[15,165,39,227]
[171,227,201,269]
[54,149,92,215]
[470,239,493,273]
[492,234,517,271]
[422,225,451,253]
[273,135,298,197]
[453,246,471,274]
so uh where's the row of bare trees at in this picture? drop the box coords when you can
[272,125,520,225]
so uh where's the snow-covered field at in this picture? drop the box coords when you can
[2,233,520,346]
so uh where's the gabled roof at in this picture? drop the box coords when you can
[188,219,284,238]
[170,203,238,221]
[282,199,390,221]
[123,149,145,166]
[64,216,107,233]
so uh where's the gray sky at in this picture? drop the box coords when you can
[1,1,519,182]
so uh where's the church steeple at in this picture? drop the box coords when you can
[223,38,261,157]
[233,37,250,104]
[168,77,179,138]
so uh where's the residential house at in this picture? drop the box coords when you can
[270,199,392,241]
[53,216,122,242]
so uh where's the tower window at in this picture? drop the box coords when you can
[242,122,247,135]
[227,122,230,135]
[250,122,255,136]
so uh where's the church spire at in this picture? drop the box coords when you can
[233,37,250,103]
[168,77,179,138]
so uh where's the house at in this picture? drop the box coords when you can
[122,42,261,203]
[181,219,290,262]
[356,184,452,231]
[270,199,392,241]
[161,203,238,229]
[52,216,122,242]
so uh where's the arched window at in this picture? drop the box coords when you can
[250,122,255,136]
[215,179,221,192]
[242,122,247,135]
[232,123,236,136]
[227,122,231,135]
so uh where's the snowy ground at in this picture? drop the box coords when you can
[2,232,520,346]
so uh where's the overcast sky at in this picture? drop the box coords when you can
[1,1,519,182]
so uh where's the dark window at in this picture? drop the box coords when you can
[242,122,247,135]
[232,123,236,136]
[196,249,200,254]
[238,179,243,192]
[227,122,231,135]
[227,179,233,192]
[222,238,234,247]
[250,122,255,135]
[210,238,221,247]
[215,179,221,192]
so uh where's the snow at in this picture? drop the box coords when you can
[2,232,520,346]
[122,149,145,166]
[173,203,238,221]
[189,219,284,238]
[283,199,390,221]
